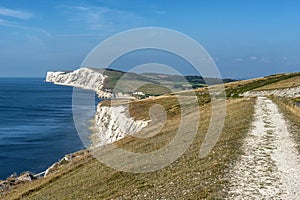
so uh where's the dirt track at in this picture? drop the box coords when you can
[227,97,300,199]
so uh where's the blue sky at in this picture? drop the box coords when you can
[0,0,299,78]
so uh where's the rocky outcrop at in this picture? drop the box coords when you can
[0,150,90,195]
[242,86,300,98]
[93,105,149,146]
[46,68,112,98]
[44,150,89,177]
[0,172,36,193]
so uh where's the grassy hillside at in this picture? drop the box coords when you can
[94,69,300,98]
[254,73,300,90]
[1,98,255,200]
[92,68,236,97]
[225,72,300,97]
[2,72,300,199]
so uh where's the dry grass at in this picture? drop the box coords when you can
[2,97,255,200]
[254,75,300,90]
[224,72,300,97]
[4,72,299,199]
[0,150,94,200]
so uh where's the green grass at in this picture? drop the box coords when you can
[294,97,300,102]
[254,74,300,90]
[92,68,235,96]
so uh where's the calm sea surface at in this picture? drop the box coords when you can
[0,78,94,179]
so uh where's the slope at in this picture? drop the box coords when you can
[2,98,255,199]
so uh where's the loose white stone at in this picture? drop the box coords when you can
[242,86,300,98]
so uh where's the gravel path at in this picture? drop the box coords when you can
[227,97,300,199]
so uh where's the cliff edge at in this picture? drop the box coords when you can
[46,68,112,98]
[46,67,149,147]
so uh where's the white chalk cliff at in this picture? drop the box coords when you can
[46,68,112,98]
[46,68,149,146]
[93,105,149,146]
[242,86,300,98]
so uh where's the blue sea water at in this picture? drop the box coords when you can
[0,78,94,179]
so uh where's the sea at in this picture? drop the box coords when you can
[0,78,95,180]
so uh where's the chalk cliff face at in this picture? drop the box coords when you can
[46,68,112,98]
[46,68,148,146]
[242,86,300,98]
[93,105,149,146]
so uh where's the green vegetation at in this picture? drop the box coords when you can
[92,68,236,97]
[254,74,300,90]
[225,72,300,97]
[135,84,172,97]
[98,68,299,99]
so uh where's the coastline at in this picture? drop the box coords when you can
[0,78,84,181]
[0,149,90,194]
[3,70,298,197]
[88,118,101,149]
[3,71,299,181]
[1,98,148,192]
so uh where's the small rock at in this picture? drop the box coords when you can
[16,172,35,182]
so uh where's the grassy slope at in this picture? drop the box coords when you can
[2,98,255,200]
[3,72,300,199]
[93,68,234,95]
[254,74,300,90]
[225,72,300,97]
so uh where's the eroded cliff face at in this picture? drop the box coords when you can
[242,86,300,98]
[93,105,149,146]
[46,68,148,146]
[46,68,112,98]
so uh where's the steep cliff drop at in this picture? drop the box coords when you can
[93,105,149,146]
[46,68,112,98]
[46,68,149,147]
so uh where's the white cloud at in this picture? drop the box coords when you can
[0,17,7,24]
[66,5,143,31]
[0,17,50,37]
[55,33,104,37]
[234,56,273,64]
[0,7,33,20]
[72,6,90,11]
[248,56,258,61]
[280,57,300,65]
[0,8,50,37]
[234,58,243,62]
[260,57,271,63]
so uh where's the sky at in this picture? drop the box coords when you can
[0,0,299,78]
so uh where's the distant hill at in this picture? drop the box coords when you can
[91,68,237,97]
